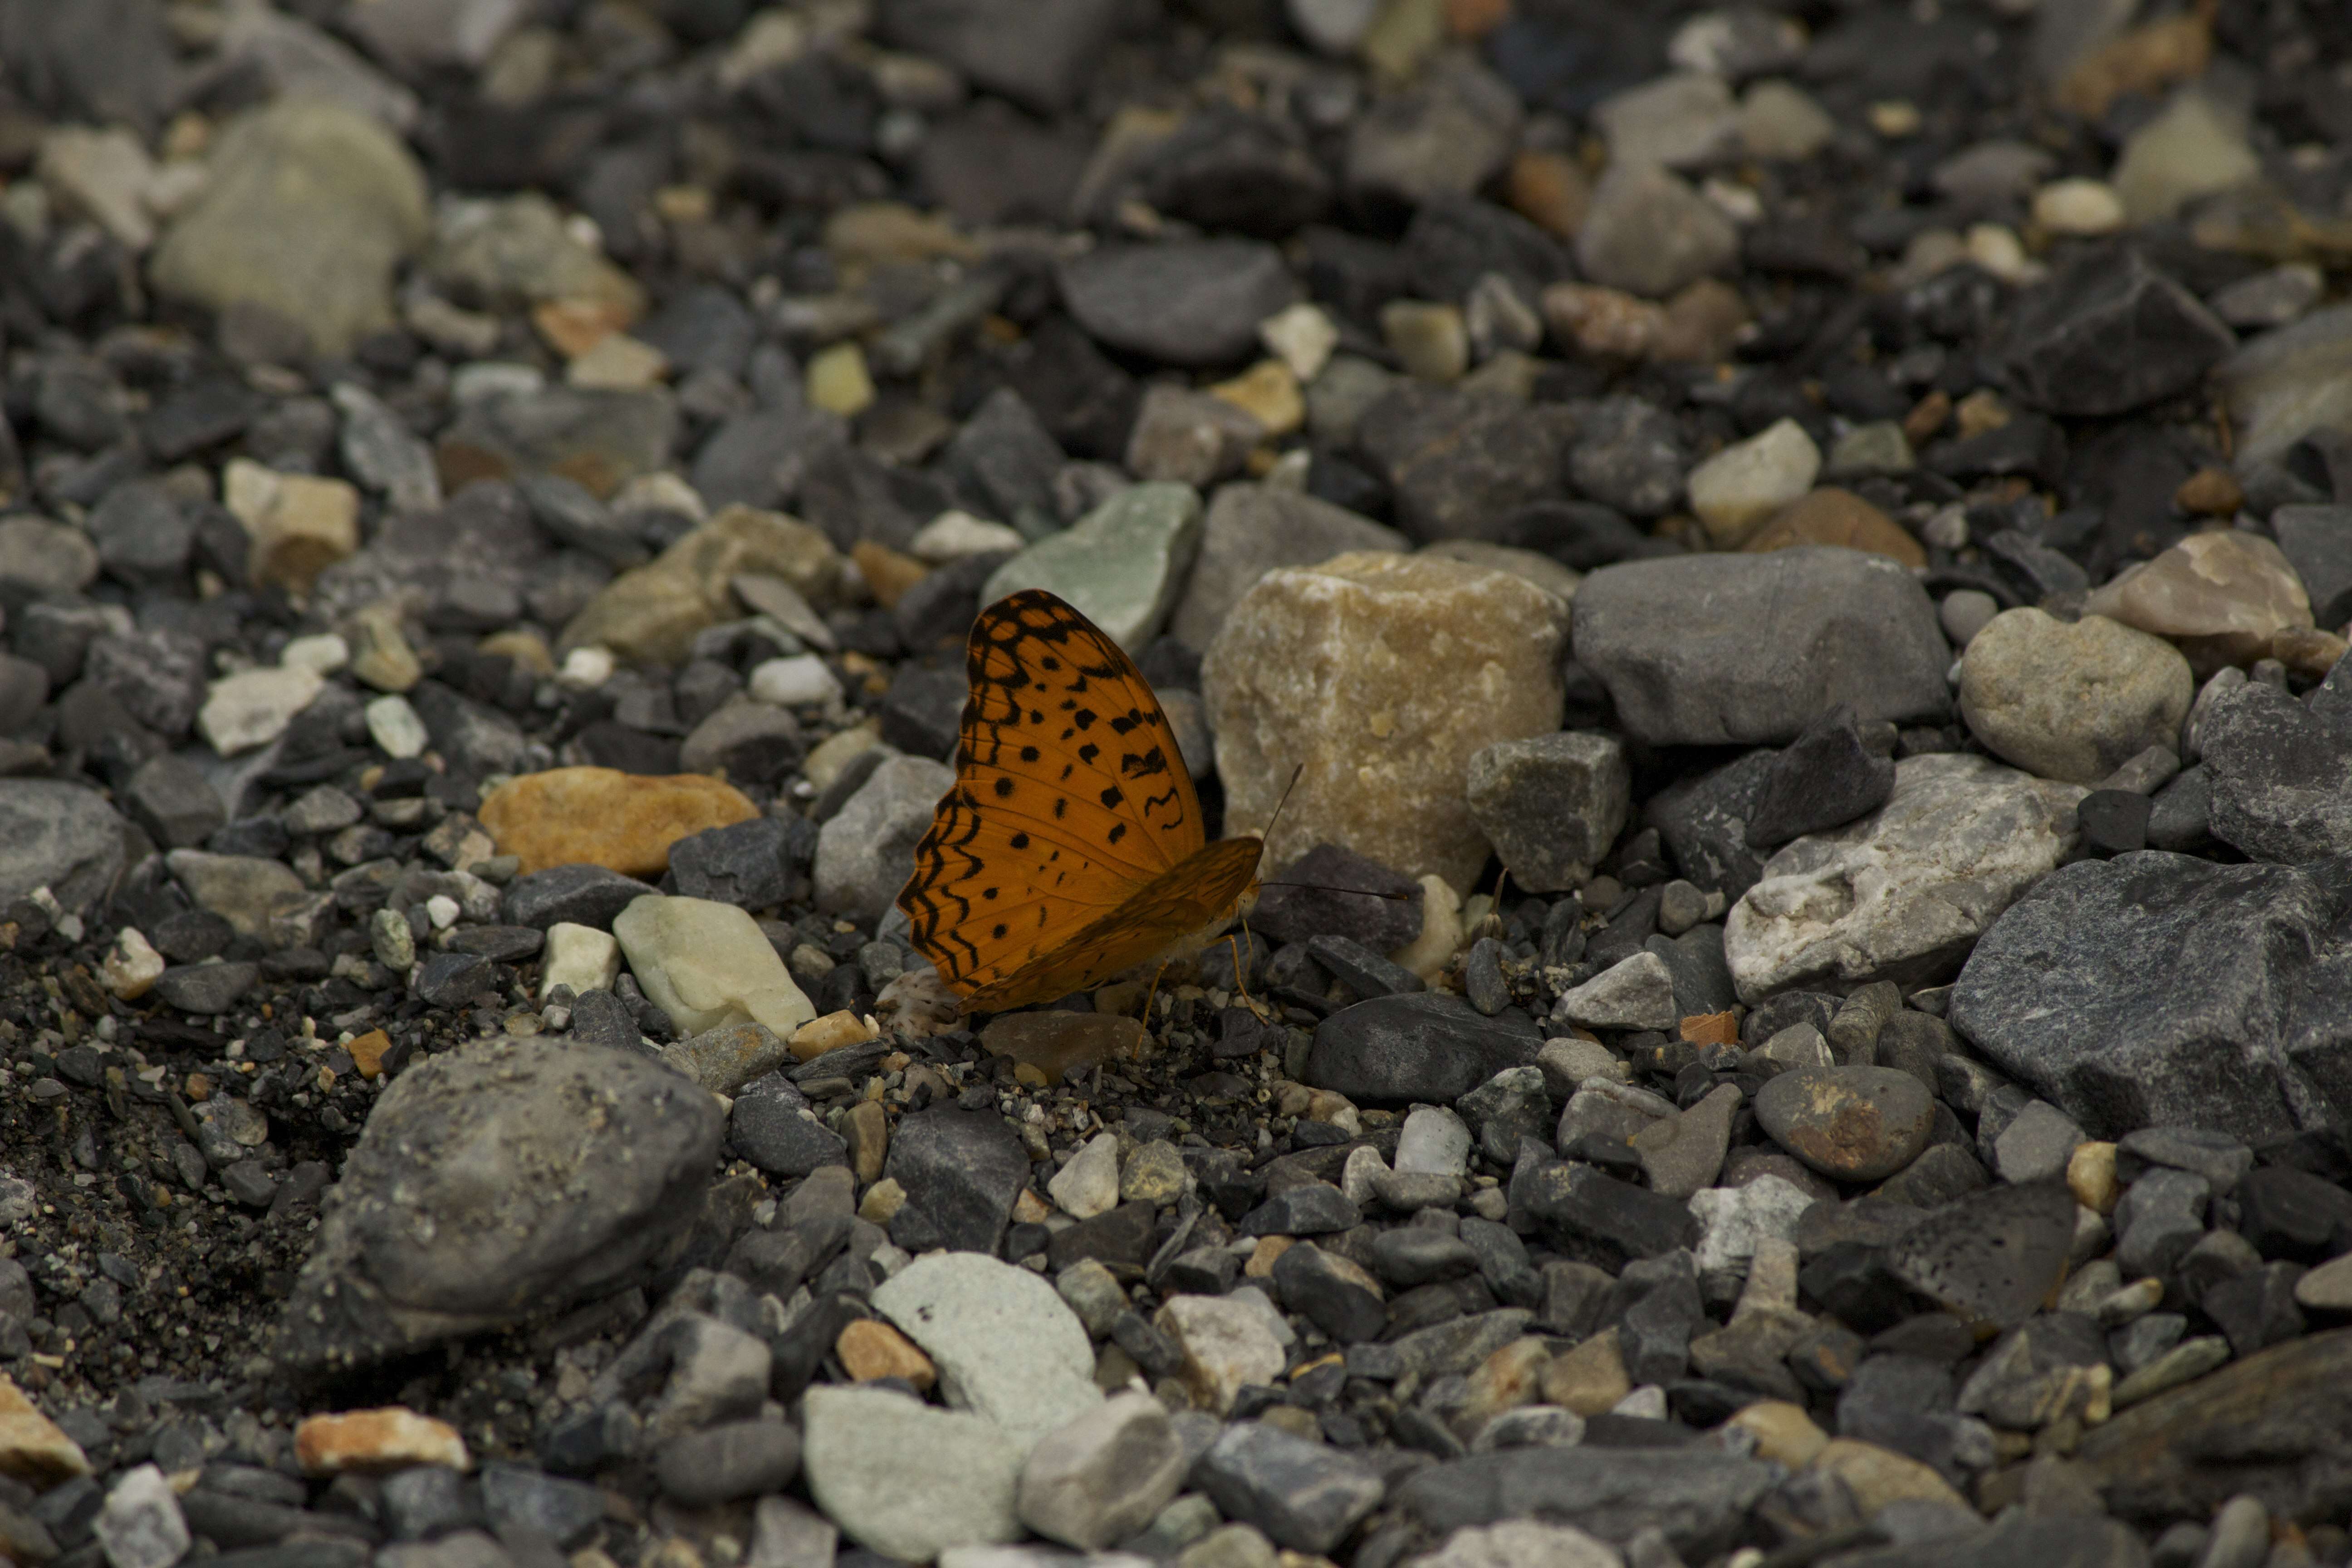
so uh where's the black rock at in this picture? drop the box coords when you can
[444,926,546,962]
[2005,250,2236,417]
[570,720,680,776]
[2234,1165,2352,1262]
[2199,680,2352,862]
[1056,238,1298,368]
[1520,1162,1699,1265]
[1354,386,1569,544]
[1745,705,1896,848]
[2273,505,2352,629]
[1142,105,1332,239]
[1391,1447,1776,1561]
[1303,993,1543,1104]
[1463,937,1512,1016]
[1950,852,2352,1143]
[654,1419,800,1506]
[1645,928,1737,1019]
[1303,934,1423,999]
[503,864,659,930]
[2075,789,2152,856]
[669,816,813,910]
[1045,1200,1157,1273]
[1252,843,1423,950]
[413,952,496,1008]
[1238,1182,1362,1238]
[877,664,967,759]
[2202,1261,2308,1358]
[409,680,529,777]
[1645,750,1774,899]
[728,1073,846,1176]
[1191,1420,1385,1555]
[152,961,259,1016]
[569,990,644,1054]
[88,480,195,585]
[123,753,227,849]
[1272,1242,1387,1343]
[942,387,1064,525]
[883,1106,1026,1255]
[2146,764,2214,853]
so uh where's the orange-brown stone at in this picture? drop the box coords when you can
[1506,150,1591,241]
[837,1319,937,1389]
[347,1029,392,1078]
[2175,466,2244,518]
[852,540,929,609]
[1680,1010,1740,1047]
[1902,390,1951,446]
[477,766,759,876]
[294,1407,469,1475]
[1656,279,1752,365]
[1744,488,1927,569]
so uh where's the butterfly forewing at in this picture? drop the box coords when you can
[899,589,1231,1005]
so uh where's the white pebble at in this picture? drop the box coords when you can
[1259,302,1339,382]
[560,645,616,690]
[279,632,350,675]
[365,694,429,760]
[910,510,1026,563]
[751,653,845,707]
[2032,177,2125,237]
[425,894,461,931]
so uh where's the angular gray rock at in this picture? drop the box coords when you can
[1392,1446,1776,1558]
[274,1035,724,1373]
[814,754,955,922]
[1572,548,1950,746]
[2198,679,2352,862]
[1465,731,1631,893]
[1951,852,2352,1143]
[0,779,127,916]
[1168,485,1405,652]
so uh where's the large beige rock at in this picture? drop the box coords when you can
[1959,609,2195,783]
[1202,552,1568,890]
[613,894,817,1040]
[150,100,430,357]
[2082,529,2314,675]
[560,504,842,666]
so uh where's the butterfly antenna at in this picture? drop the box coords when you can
[1260,763,1306,846]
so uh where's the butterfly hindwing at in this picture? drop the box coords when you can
[900,589,1247,1010]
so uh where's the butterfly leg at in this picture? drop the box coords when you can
[1141,959,1170,1030]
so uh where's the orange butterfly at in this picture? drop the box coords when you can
[897,589,1264,1014]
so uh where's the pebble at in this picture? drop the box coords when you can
[1202,551,1569,890]
[224,461,364,596]
[151,101,429,356]
[1192,1421,1384,1555]
[93,1465,190,1568]
[983,482,1204,652]
[561,505,840,668]
[1049,1133,1122,1220]
[1155,1296,1286,1414]
[1687,420,1823,548]
[1555,952,1679,1033]
[801,1387,1022,1562]
[197,664,327,757]
[2111,88,2260,225]
[1727,753,2083,1002]
[1463,731,1630,893]
[1573,549,1950,746]
[294,1408,470,1474]
[1169,484,1406,652]
[615,895,817,1041]
[2083,531,2316,674]
[1016,1393,1187,1550]
[1058,240,1299,368]
[1752,1066,1935,1181]
[813,754,956,921]
[478,766,760,877]
[1575,162,1739,299]
[1959,609,2195,784]
[872,1252,1101,1450]
[0,780,129,916]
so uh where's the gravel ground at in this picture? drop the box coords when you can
[3,2,2352,1568]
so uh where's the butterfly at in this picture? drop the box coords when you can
[897,588,1264,1014]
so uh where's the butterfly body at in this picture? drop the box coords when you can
[898,589,1263,1014]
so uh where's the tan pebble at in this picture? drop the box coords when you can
[851,539,927,609]
[1743,487,1926,569]
[1727,1400,1828,1467]
[294,1407,469,1475]
[533,297,632,357]
[836,1319,936,1389]
[1506,150,1592,240]
[477,765,759,877]
[1244,1236,1295,1278]
[0,1374,92,1485]
[2067,1141,2119,1215]
[789,1009,880,1063]
[346,1029,392,1079]
[1538,1327,1628,1417]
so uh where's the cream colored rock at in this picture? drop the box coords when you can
[539,921,621,1000]
[0,1373,92,1484]
[199,665,327,756]
[2112,88,2260,225]
[613,894,818,1039]
[101,927,166,1001]
[1808,1437,1970,1514]
[1958,610,2195,784]
[1726,753,2084,1003]
[224,459,362,596]
[1154,1295,1284,1415]
[1687,419,1821,547]
[2033,178,2126,236]
[2083,530,2314,674]
[1202,552,1569,889]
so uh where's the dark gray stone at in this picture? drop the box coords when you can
[274,1036,724,1374]
[88,480,195,584]
[880,0,1121,113]
[1271,1242,1387,1343]
[1252,843,1423,951]
[152,961,259,1015]
[729,1073,846,1176]
[1645,750,1774,899]
[0,779,127,915]
[2273,504,2352,628]
[1238,1182,1361,1237]
[1950,852,2352,1143]
[478,1465,603,1548]
[1566,396,1686,519]
[414,952,495,1008]
[503,864,659,930]
[883,1106,1026,1255]
[123,753,226,849]
[653,1419,799,1505]
[1057,239,1298,368]
[2005,250,2236,417]
[409,680,529,777]
[1572,549,1951,746]
[1303,994,1542,1104]
[1519,1162,1698,1265]
[1303,934,1423,998]
[1392,1447,1776,1558]
[1191,1420,1384,1555]
[85,627,206,737]
[668,817,812,910]
[2198,680,2352,862]
[1353,386,1570,545]
[1746,705,1897,848]
[943,387,1063,525]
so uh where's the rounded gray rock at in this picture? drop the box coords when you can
[1752,1065,1935,1182]
[0,779,127,916]
[1057,239,1298,368]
